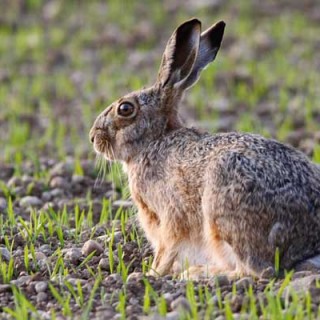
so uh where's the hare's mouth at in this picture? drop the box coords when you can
[92,133,115,160]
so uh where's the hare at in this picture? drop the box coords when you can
[90,19,320,279]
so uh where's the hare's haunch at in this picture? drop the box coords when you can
[90,19,320,279]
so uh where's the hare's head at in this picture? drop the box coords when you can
[90,19,225,162]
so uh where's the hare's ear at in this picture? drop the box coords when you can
[157,19,201,88]
[181,21,225,90]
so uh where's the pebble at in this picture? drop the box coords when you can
[19,196,43,208]
[170,296,191,314]
[10,275,32,287]
[260,266,275,279]
[64,248,82,264]
[39,244,52,256]
[163,292,174,304]
[35,252,47,261]
[71,175,85,184]
[8,176,21,188]
[212,274,230,287]
[0,197,7,211]
[41,191,52,202]
[98,257,110,270]
[50,176,68,189]
[81,240,103,256]
[229,294,243,312]
[105,273,122,285]
[50,160,74,177]
[0,247,11,262]
[0,165,14,180]
[35,281,48,293]
[281,275,320,298]
[235,277,254,290]
[165,311,180,320]
[50,188,64,198]
[112,199,133,209]
[126,272,144,284]
[0,284,11,293]
[65,278,86,287]
[37,292,48,303]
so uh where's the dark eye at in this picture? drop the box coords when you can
[117,102,135,117]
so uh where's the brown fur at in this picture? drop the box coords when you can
[90,19,320,279]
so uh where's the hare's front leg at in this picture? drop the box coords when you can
[134,196,179,276]
[148,244,178,276]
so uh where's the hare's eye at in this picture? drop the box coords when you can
[117,102,135,117]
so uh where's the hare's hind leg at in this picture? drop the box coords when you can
[180,225,243,280]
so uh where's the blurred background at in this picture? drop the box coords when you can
[1,0,320,169]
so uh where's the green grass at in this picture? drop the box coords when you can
[0,0,320,319]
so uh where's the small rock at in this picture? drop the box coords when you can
[20,196,43,208]
[65,277,86,287]
[0,247,11,262]
[39,244,52,256]
[37,292,48,303]
[229,294,243,312]
[260,266,275,279]
[171,297,191,314]
[105,273,122,285]
[0,165,14,180]
[106,231,123,244]
[98,258,110,270]
[163,292,174,304]
[292,270,313,279]
[49,176,68,189]
[64,248,82,265]
[35,281,48,293]
[213,274,230,287]
[8,176,21,188]
[112,199,133,210]
[0,284,11,293]
[50,188,64,198]
[128,297,139,305]
[126,272,144,284]
[50,160,74,177]
[71,175,85,184]
[235,277,254,290]
[10,275,32,287]
[0,197,7,211]
[282,275,320,298]
[34,252,47,261]
[41,191,52,202]
[81,240,103,256]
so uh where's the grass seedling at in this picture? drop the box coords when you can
[143,280,151,314]
[3,286,38,320]
[313,144,320,164]
[49,283,72,317]
[116,290,126,320]
[99,198,111,224]
[274,247,280,277]
[6,197,15,227]
[186,281,198,319]
[157,296,167,317]
[0,256,14,283]
[81,275,102,319]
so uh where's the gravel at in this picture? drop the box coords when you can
[81,240,104,256]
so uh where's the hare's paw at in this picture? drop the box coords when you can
[180,265,241,281]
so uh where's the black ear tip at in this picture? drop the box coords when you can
[215,21,226,32]
[205,20,226,47]
[178,18,202,32]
